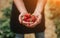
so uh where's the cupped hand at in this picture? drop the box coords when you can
[18,13,27,24]
[29,13,42,28]
[19,13,33,27]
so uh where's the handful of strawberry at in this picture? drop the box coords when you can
[22,13,37,22]
[21,13,37,27]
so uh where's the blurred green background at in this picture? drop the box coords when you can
[0,7,15,38]
[0,0,15,38]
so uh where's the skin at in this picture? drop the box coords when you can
[14,0,47,28]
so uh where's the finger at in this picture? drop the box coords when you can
[30,16,41,27]
[19,15,23,23]
[22,21,33,24]
[34,14,42,24]
[26,23,35,28]
[22,21,34,27]
[23,21,33,28]
[26,23,31,27]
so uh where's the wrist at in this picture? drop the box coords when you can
[18,9,28,14]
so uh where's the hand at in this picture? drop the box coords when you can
[19,13,33,26]
[20,13,33,27]
[22,21,33,28]
[18,13,27,24]
[28,13,42,28]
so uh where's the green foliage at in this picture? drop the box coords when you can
[1,7,11,18]
[0,7,15,38]
[54,18,60,38]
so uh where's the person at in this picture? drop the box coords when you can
[10,0,47,38]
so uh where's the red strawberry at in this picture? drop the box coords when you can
[23,13,31,22]
[26,18,31,22]
[31,15,37,22]
[24,13,31,19]
[22,16,28,21]
[22,13,31,21]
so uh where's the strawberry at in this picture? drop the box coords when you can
[22,13,31,22]
[31,15,37,22]
[21,13,37,28]
[26,18,31,22]
[22,16,28,21]
[24,13,31,19]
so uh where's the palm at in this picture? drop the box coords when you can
[29,13,42,28]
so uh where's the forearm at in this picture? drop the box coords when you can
[34,0,47,14]
[14,0,28,13]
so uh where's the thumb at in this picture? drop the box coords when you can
[18,15,22,23]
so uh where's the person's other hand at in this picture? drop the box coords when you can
[28,13,42,28]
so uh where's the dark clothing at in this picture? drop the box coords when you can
[10,0,45,34]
